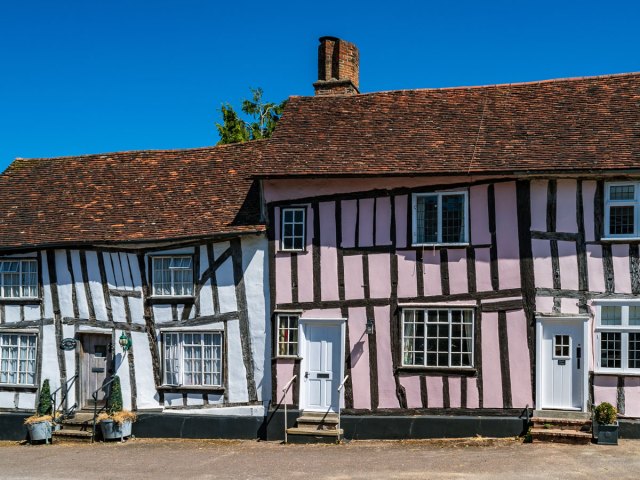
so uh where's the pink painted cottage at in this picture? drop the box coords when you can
[259,37,640,440]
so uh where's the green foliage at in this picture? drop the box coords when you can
[594,402,617,424]
[216,88,286,145]
[108,375,123,414]
[37,379,52,416]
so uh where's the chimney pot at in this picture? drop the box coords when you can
[313,37,359,96]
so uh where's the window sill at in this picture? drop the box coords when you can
[278,249,307,254]
[396,366,477,376]
[0,384,38,391]
[410,243,470,249]
[0,298,41,306]
[272,356,302,361]
[600,237,640,243]
[147,296,195,306]
[157,385,225,393]
[594,370,640,377]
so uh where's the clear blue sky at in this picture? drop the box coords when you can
[1,1,638,170]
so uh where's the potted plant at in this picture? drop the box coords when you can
[24,379,54,444]
[593,402,618,445]
[97,375,136,441]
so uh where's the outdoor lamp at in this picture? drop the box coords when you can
[366,319,375,335]
[119,332,132,352]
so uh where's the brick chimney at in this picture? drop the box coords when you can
[313,36,359,96]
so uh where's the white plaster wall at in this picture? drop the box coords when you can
[226,319,249,403]
[111,296,127,324]
[40,252,54,319]
[153,305,173,322]
[127,253,145,324]
[4,305,21,323]
[69,250,91,320]
[114,329,133,411]
[24,305,40,321]
[55,250,74,319]
[0,391,18,409]
[61,324,77,408]
[198,245,215,316]
[17,392,36,410]
[41,324,61,394]
[85,251,108,320]
[131,331,161,410]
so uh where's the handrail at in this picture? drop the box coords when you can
[282,375,297,444]
[337,375,349,444]
[51,374,78,421]
[91,375,118,443]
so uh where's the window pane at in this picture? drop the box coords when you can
[278,315,298,357]
[609,205,635,235]
[610,185,635,201]
[630,306,640,326]
[416,196,437,244]
[601,332,621,369]
[601,306,622,326]
[441,194,465,243]
[629,333,640,369]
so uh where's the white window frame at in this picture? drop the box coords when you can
[280,207,306,252]
[161,331,223,387]
[594,300,640,374]
[275,314,299,358]
[411,191,469,246]
[0,332,38,386]
[151,255,194,297]
[0,259,38,299]
[603,181,640,240]
[400,307,475,369]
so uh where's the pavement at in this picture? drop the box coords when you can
[0,437,638,479]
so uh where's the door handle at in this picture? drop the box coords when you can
[304,371,309,379]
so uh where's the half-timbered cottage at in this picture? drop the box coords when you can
[0,142,271,439]
[261,37,640,439]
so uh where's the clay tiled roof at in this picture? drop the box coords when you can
[261,72,640,177]
[0,141,266,250]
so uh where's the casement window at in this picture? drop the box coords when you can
[604,183,640,239]
[402,308,474,368]
[281,208,305,251]
[152,256,193,296]
[0,259,38,298]
[0,333,37,385]
[162,332,223,386]
[276,314,299,357]
[595,303,640,373]
[412,192,468,245]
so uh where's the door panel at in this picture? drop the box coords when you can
[81,334,112,409]
[541,323,583,410]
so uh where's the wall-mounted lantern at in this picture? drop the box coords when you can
[366,319,375,335]
[118,332,132,352]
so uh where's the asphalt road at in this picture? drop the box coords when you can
[0,437,638,479]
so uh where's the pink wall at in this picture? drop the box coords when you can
[532,240,553,288]
[297,206,314,302]
[275,253,292,304]
[593,375,618,407]
[341,200,357,248]
[466,377,480,408]
[319,202,339,301]
[400,376,423,408]
[612,244,632,294]
[348,307,371,409]
[582,181,597,242]
[556,180,578,233]
[426,376,444,408]
[276,360,296,404]
[587,245,605,292]
[423,250,442,296]
[506,310,533,407]
[375,305,399,408]
[448,249,468,295]
[495,182,521,290]
[530,180,548,232]
[625,377,640,417]
[375,197,392,245]
[474,248,492,292]
[558,241,579,291]
[535,296,554,314]
[369,254,391,298]
[397,251,418,298]
[448,377,462,408]
[358,198,375,247]
[343,255,364,300]
[470,185,491,244]
[394,195,408,248]
[481,312,503,408]
[301,308,343,319]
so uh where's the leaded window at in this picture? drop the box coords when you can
[596,303,640,372]
[0,334,37,385]
[281,208,305,251]
[605,183,639,238]
[402,308,474,368]
[276,314,298,357]
[0,259,38,298]
[412,192,468,245]
[152,256,193,296]
[162,332,222,386]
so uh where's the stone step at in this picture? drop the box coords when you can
[295,422,338,431]
[533,410,590,420]
[297,415,339,425]
[58,422,93,432]
[66,413,95,423]
[52,430,94,441]
[286,427,343,437]
[530,427,592,445]
[531,417,591,431]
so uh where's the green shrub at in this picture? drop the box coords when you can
[37,379,52,416]
[108,375,123,414]
[594,402,617,424]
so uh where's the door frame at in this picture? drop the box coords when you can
[535,315,589,412]
[79,332,113,409]
[298,318,346,412]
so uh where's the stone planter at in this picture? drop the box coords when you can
[594,421,618,445]
[27,421,52,444]
[100,419,132,441]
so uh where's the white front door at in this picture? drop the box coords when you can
[299,320,345,413]
[537,318,588,411]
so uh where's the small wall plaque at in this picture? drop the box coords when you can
[60,338,77,351]
[558,359,566,366]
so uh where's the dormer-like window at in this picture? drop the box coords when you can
[0,259,38,298]
[152,256,193,297]
[412,192,468,246]
[281,207,306,251]
[604,183,640,239]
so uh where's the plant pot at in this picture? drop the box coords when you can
[26,421,52,444]
[595,421,618,445]
[100,419,132,441]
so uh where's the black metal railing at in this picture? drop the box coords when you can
[91,375,116,443]
[51,374,78,421]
